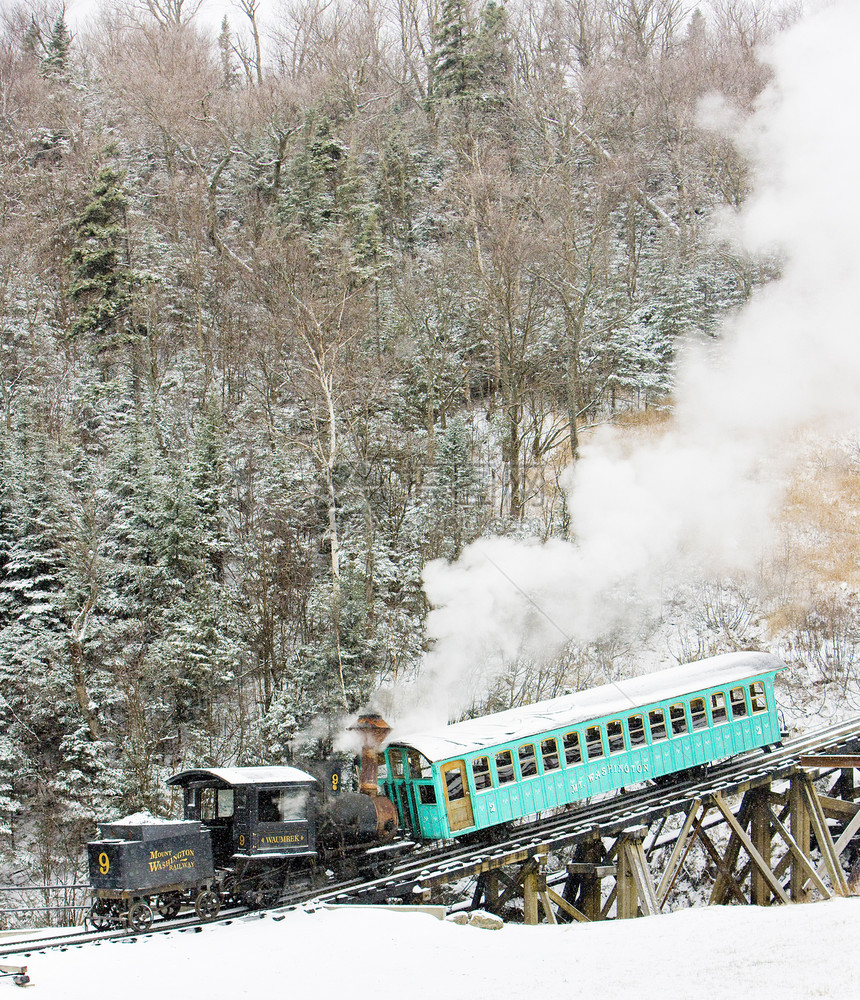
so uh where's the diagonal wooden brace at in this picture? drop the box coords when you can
[545,886,590,922]
[698,828,749,906]
[798,773,850,895]
[765,804,831,899]
[656,797,704,908]
[711,794,790,905]
[709,793,752,905]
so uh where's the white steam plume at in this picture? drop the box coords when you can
[379,0,860,733]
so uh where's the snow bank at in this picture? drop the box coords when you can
[17,897,860,1000]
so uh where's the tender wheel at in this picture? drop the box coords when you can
[128,900,154,933]
[88,899,113,931]
[195,889,221,921]
[156,891,183,919]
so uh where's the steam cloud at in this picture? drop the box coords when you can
[379,0,860,734]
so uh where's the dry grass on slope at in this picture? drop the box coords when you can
[777,441,860,592]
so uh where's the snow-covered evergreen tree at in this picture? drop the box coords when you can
[432,0,480,102]
[67,164,138,364]
[41,13,71,81]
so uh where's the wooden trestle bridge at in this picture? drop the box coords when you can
[321,715,860,924]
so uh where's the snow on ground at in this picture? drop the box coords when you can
[9,897,860,999]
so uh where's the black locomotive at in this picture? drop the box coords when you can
[87,715,405,931]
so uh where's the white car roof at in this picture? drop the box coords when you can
[390,652,785,763]
[167,766,319,788]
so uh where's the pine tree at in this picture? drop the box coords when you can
[475,1,512,105]
[283,116,348,234]
[42,14,72,82]
[67,165,136,361]
[0,436,69,651]
[189,401,229,583]
[0,733,21,849]
[421,417,486,559]
[159,582,241,750]
[217,16,238,88]
[432,0,480,103]
[0,430,95,828]
[288,570,379,725]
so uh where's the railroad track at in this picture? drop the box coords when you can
[312,712,860,905]
[0,905,258,958]
[4,713,860,955]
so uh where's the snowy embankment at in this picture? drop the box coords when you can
[9,898,860,999]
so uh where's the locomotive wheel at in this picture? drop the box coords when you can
[194,889,221,922]
[241,874,281,910]
[375,857,395,877]
[156,891,183,919]
[258,874,282,908]
[359,856,394,879]
[88,899,113,931]
[221,874,239,905]
[127,901,154,933]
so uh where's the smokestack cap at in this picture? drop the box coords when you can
[352,714,391,746]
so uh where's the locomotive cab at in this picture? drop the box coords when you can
[167,767,321,866]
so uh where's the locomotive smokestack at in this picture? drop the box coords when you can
[353,714,390,797]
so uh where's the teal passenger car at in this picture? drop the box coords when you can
[381,652,785,840]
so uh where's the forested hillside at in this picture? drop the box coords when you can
[0,0,815,882]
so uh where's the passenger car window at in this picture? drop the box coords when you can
[445,767,465,800]
[541,738,560,771]
[670,703,689,736]
[749,682,767,713]
[690,698,708,730]
[649,709,667,741]
[607,720,625,753]
[563,731,582,764]
[518,744,538,778]
[730,687,748,718]
[408,751,432,779]
[628,715,646,747]
[376,753,388,782]
[586,725,605,760]
[472,756,492,791]
[711,692,728,724]
[495,750,515,784]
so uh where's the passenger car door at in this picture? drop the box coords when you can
[441,760,475,832]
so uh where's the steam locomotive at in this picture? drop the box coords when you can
[87,715,403,931]
[87,652,785,931]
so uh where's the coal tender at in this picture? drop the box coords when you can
[88,817,220,932]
